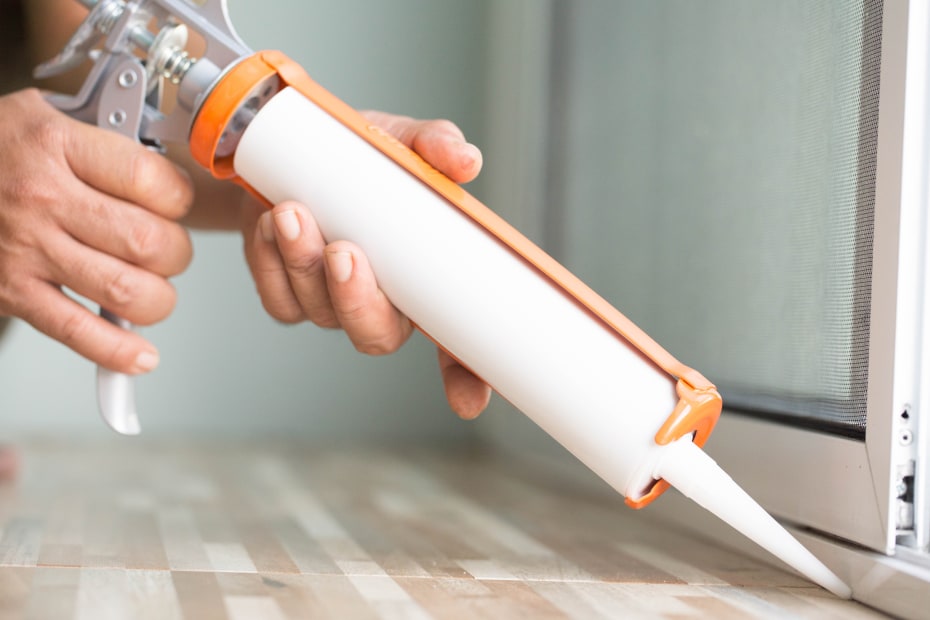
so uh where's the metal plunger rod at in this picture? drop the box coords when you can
[75,0,194,79]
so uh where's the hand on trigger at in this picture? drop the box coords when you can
[240,111,492,420]
[0,89,194,373]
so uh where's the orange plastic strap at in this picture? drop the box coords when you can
[190,52,723,508]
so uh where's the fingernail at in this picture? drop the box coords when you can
[460,143,481,171]
[274,208,301,241]
[259,212,274,243]
[326,250,353,283]
[134,349,159,373]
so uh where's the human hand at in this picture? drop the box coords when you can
[0,89,194,373]
[240,111,492,419]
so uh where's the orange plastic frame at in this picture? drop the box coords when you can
[190,51,723,509]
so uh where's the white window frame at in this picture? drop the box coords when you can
[693,0,925,557]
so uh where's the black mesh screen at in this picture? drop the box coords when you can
[720,0,881,438]
[549,0,883,439]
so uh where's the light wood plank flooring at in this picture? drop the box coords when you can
[0,440,888,619]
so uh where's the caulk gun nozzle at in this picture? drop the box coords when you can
[655,437,852,599]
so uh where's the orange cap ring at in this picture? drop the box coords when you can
[189,53,279,180]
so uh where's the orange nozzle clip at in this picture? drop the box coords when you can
[624,378,722,509]
[189,51,723,509]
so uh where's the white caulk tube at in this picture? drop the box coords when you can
[190,53,850,598]
[235,88,679,505]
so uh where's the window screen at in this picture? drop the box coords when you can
[548,0,882,438]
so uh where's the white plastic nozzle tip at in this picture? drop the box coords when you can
[654,436,851,599]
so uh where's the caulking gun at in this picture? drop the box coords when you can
[36,0,851,598]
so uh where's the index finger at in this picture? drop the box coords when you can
[361,112,483,185]
[65,119,195,220]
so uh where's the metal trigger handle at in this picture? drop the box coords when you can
[94,54,151,436]
[34,0,251,434]
[94,55,151,436]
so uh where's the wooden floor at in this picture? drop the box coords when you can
[0,439,887,619]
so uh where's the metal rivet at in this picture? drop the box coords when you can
[118,70,138,88]
[108,109,127,127]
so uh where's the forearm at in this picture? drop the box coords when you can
[23,0,89,95]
